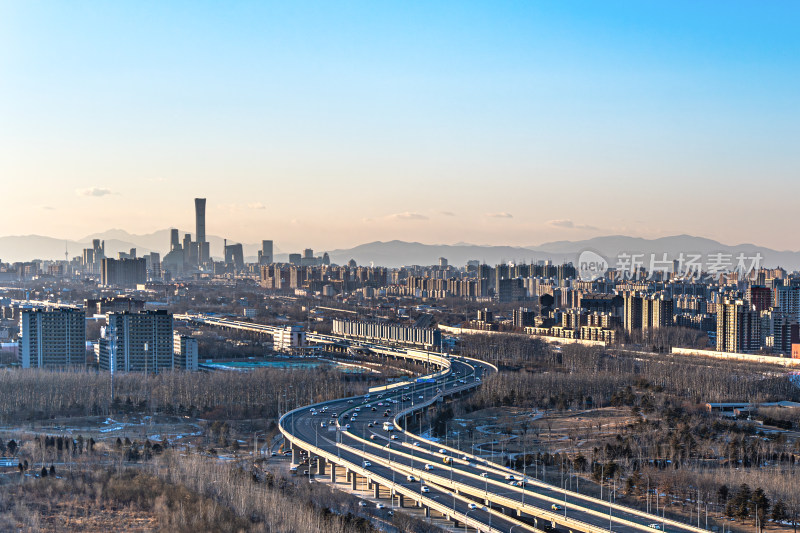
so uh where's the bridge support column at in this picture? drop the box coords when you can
[329,464,336,482]
[351,473,358,490]
[397,494,404,507]
[373,482,380,499]
[316,457,326,475]
[291,447,301,464]
[424,506,430,518]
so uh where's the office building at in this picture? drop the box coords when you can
[99,310,174,373]
[101,258,146,288]
[195,198,210,264]
[18,308,86,368]
[224,241,244,270]
[258,240,274,265]
[170,229,180,251]
[273,326,307,353]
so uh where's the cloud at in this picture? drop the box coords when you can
[247,202,266,210]
[440,211,456,217]
[389,212,429,221]
[77,187,112,197]
[40,205,55,210]
[486,212,513,219]
[547,219,598,230]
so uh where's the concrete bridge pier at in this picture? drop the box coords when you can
[397,493,405,507]
[373,482,380,498]
[329,463,336,482]
[316,457,326,475]
[351,473,358,490]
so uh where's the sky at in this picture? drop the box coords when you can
[1,1,799,252]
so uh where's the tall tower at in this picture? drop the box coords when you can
[194,198,209,264]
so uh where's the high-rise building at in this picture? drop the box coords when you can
[19,308,86,368]
[99,310,174,373]
[101,258,146,288]
[747,285,772,313]
[173,333,198,371]
[194,198,210,264]
[717,299,761,353]
[224,242,244,270]
[623,293,644,333]
[512,307,536,328]
[258,240,274,265]
[170,228,180,251]
[643,295,674,330]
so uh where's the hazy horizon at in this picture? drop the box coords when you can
[2,2,798,252]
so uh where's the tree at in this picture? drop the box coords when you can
[752,487,770,533]
[7,439,17,456]
[49,465,56,477]
[40,466,47,477]
[772,499,787,523]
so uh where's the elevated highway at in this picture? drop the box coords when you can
[184,314,709,533]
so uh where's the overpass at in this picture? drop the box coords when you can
[184,314,710,533]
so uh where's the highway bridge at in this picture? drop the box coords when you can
[181,314,709,533]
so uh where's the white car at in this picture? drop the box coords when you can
[407,475,417,482]
[390,435,398,440]
[438,448,447,454]
[505,474,515,480]
[355,407,361,411]
[363,461,372,467]
[344,424,351,429]
[413,442,420,446]
[370,435,377,440]
[552,504,563,511]
[421,486,430,493]
[468,503,478,510]
[358,501,367,507]
[480,472,489,477]
[424,464,434,471]
[648,525,662,530]
[376,503,385,509]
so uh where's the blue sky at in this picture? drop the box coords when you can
[1,2,798,251]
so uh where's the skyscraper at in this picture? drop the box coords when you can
[195,198,210,264]
[258,240,274,265]
[170,228,180,251]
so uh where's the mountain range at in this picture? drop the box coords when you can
[1,231,798,271]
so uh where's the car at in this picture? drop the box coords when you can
[367,422,373,427]
[270,451,277,457]
[438,449,447,454]
[370,435,377,440]
[383,413,389,417]
[551,504,563,511]
[413,442,420,446]
[320,422,327,428]
[355,407,361,411]
[505,474,516,480]
[358,501,367,507]
[648,525,662,530]
[468,503,478,510]
[424,464,434,471]
[348,400,354,403]
[371,407,377,411]
[403,386,410,390]
[419,395,424,399]
[421,486,430,493]
[462,456,469,461]
[311,411,317,416]
[377,402,383,406]
[344,424,351,429]
[480,472,489,477]
[375,503,385,509]
[406,475,417,482]
[363,461,372,467]
[509,480,520,486]
[390,435,398,440]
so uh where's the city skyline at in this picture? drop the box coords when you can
[2,2,799,250]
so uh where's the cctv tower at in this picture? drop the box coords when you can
[194,198,210,265]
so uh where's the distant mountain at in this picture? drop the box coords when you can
[2,232,800,271]
[325,240,571,268]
